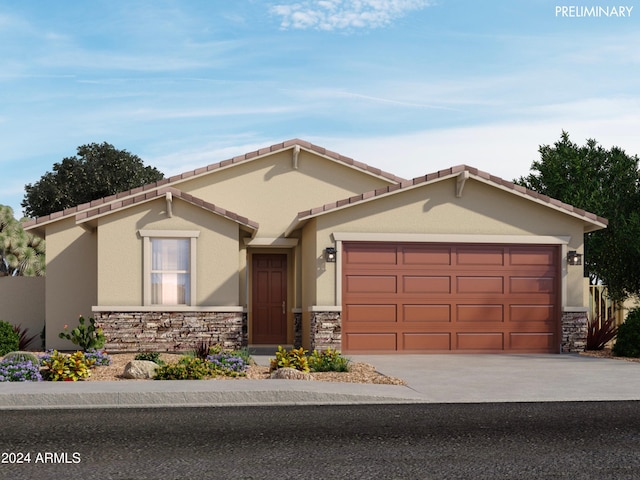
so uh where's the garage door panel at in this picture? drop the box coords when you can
[457,304,504,322]
[510,277,555,294]
[510,305,555,322]
[345,333,396,351]
[345,304,397,322]
[510,333,555,350]
[457,248,504,265]
[457,276,504,294]
[510,248,556,266]
[402,333,451,350]
[403,304,451,322]
[457,333,504,350]
[345,245,397,265]
[403,275,451,294]
[401,246,451,265]
[345,275,397,293]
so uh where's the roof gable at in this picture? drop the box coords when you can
[289,164,608,235]
[76,187,258,234]
[23,139,402,233]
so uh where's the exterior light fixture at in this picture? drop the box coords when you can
[567,251,582,266]
[324,247,337,263]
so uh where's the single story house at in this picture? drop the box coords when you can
[24,139,607,354]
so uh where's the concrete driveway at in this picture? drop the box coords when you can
[350,353,640,403]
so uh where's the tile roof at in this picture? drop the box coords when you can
[74,187,259,231]
[22,139,402,230]
[294,164,609,227]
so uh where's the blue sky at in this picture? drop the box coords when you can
[1,0,639,217]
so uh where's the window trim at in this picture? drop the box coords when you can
[139,230,200,306]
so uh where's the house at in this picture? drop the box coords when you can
[23,139,607,354]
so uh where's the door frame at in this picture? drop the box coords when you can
[248,250,292,345]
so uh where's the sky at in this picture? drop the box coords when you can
[1,0,639,217]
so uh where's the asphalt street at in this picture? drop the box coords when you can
[1,401,639,479]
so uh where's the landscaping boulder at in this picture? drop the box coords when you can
[270,367,312,380]
[123,360,159,379]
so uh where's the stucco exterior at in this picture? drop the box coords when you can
[22,139,606,353]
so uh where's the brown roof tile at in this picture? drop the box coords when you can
[295,164,608,227]
[22,139,402,229]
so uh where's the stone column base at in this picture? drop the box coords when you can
[310,311,341,352]
[561,310,588,353]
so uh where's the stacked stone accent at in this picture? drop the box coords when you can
[310,311,341,351]
[94,311,246,353]
[561,311,588,353]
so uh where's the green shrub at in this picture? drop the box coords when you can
[613,309,640,358]
[309,348,350,372]
[0,321,20,356]
[41,350,95,381]
[154,357,211,380]
[58,316,106,351]
[269,346,309,373]
[2,351,40,365]
[135,352,163,364]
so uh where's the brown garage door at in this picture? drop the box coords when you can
[342,242,560,353]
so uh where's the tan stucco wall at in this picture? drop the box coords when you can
[0,276,45,350]
[44,217,97,350]
[300,218,318,349]
[310,177,588,307]
[96,198,241,306]
[177,150,394,238]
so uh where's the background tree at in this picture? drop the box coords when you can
[22,142,164,218]
[0,205,45,276]
[516,131,640,302]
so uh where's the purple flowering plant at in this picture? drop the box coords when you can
[0,358,43,382]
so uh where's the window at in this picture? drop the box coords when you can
[139,230,199,306]
[151,238,190,305]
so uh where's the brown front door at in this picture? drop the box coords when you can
[252,253,288,344]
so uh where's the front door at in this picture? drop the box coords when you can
[251,253,288,344]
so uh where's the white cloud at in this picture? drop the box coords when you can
[271,0,432,31]
[316,98,640,182]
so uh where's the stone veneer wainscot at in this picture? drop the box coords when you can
[94,311,247,353]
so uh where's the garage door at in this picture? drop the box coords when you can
[342,242,560,353]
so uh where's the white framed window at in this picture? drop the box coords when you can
[139,230,199,306]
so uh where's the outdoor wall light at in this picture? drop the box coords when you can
[324,247,337,263]
[567,251,582,266]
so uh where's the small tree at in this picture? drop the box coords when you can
[0,205,45,276]
[22,142,164,218]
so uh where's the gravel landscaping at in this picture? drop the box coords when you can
[87,352,407,385]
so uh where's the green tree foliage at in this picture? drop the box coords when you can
[0,205,45,276]
[22,142,164,218]
[516,131,640,301]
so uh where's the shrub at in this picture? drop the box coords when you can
[0,320,20,356]
[586,316,618,351]
[84,349,111,366]
[613,309,640,358]
[2,351,40,365]
[194,339,215,360]
[58,316,106,351]
[135,352,163,364]
[154,357,211,380]
[309,348,350,372]
[0,357,42,382]
[13,324,38,350]
[206,352,248,376]
[41,350,95,381]
[269,346,310,373]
